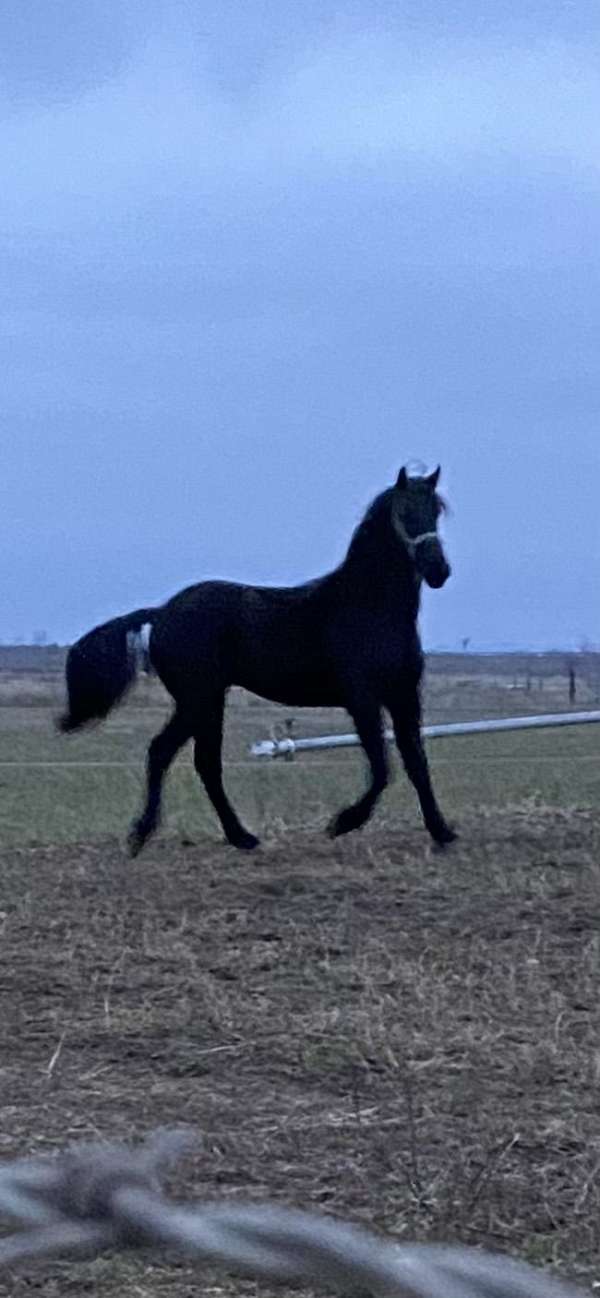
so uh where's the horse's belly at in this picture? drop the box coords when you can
[233,656,342,708]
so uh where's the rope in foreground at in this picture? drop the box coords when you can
[0,1129,584,1296]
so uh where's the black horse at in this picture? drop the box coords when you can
[59,466,455,853]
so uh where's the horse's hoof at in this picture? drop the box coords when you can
[432,825,458,851]
[230,831,260,851]
[327,811,357,838]
[127,825,147,858]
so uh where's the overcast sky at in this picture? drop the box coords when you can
[2,0,598,649]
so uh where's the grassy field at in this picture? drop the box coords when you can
[0,663,599,1294]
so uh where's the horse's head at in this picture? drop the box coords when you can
[391,465,451,589]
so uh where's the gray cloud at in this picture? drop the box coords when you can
[2,4,599,647]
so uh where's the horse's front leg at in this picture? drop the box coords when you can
[387,692,456,846]
[328,695,388,837]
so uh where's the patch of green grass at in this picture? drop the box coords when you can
[0,703,598,844]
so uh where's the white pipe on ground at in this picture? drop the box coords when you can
[250,710,600,760]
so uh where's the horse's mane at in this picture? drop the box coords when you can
[344,489,395,565]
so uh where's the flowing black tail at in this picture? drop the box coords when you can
[57,607,156,733]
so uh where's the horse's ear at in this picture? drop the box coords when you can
[427,466,441,488]
[396,466,408,490]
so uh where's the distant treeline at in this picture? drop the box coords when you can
[0,644,596,679]
[0,645,67,671]
[426,651,598,679]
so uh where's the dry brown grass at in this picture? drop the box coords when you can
[0,806,599,1293]
[1,658,599,1293]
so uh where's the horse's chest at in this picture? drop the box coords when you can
[370,627,422,683]
[360,622,415,659]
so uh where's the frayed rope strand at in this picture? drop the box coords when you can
[0,1129,584,1297]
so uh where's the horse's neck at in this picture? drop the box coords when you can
[335,549,421,620]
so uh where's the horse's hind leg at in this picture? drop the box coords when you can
[328,697,388,837]
[193,698,259,851]
[128,708,192,856]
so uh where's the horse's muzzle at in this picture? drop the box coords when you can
[417,541,451,589]
[424,563,451,589]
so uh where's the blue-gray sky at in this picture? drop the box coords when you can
[2,0,599,649]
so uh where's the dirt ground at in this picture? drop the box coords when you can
[1,806,599,1294]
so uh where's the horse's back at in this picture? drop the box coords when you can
[150,578,333,703]
[149,572,423,709]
